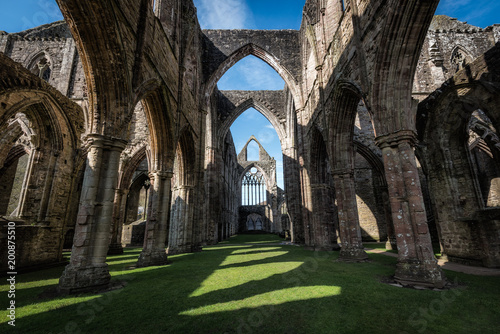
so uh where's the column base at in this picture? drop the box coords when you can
[58,263,111,294]
[339,246,369,262]
[107,242,124,255]
[394,259,446,288]
[136,249,169,267]
[385,238,397,251]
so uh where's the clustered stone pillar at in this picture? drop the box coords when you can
[59,134,127,293]
[333,170,368,260]
[311,184,339,250]
[168,185,194,254]
[376,131,446,288]
[204,146,221,244]
[137,170,172,267]
[107,188,128,255]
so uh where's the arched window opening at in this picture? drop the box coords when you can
[242,167,267,206]
[246,140,260,161]
[451,47,471,73]
[29,53,51,82]
[246,213,264,231]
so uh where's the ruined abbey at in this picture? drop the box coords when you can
[1,0,499,293]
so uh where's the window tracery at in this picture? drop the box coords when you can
[242,167,267,205]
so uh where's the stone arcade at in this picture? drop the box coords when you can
[1,0,500,292]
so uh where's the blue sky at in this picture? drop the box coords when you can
[1,0,499,189]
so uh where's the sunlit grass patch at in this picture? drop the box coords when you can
[182,285,342,315]
[190,261,303,297]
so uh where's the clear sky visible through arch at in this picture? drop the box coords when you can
[0,0,498,190]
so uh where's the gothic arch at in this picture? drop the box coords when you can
[238,163,274,195]
[119,146,149,191]
[450,45,473,73]
[139,88,175,171]
[328,81,364,171]
[25,51,53,82]
[175,126,197,187]
[372,0,439,134]
[353,140,386,184]
[204,44,303,108]
[56,0,134,136]
[218,98,286,148]
[309,125,331,184]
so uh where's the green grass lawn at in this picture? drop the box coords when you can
[1,234,499,333]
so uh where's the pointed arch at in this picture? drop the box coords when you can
[25,51,53,82]
[309,125,330,184]
[139,87,175,171]
[204,44,303,108]
[175,126,197,186]
[451,45,473,73]
[238,163,274,196]
[219,98,286,147]
[119,146,149,190]
[328,80,364,171]
[371,0,439,134]
[56,0,133,136]
[353,140,386,185]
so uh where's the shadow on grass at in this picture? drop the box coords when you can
[1,235,500,334]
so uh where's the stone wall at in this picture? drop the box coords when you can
[0,0,499,292]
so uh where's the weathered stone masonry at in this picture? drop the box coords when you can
[1,0,500,291]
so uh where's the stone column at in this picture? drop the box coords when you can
[333,170,368,261]
[137,170,172,267]
[168,185,194,254]
[58,135,127,293]
[283,146,303,243]
[204,146,221,244]
[107,188,128,255]
[311,183,339,250]
[376,131,445,288]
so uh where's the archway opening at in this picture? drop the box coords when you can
[0,150,29,217]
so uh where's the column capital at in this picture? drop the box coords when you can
[149,170,174,179]
[84,134,128,152]
[375,130,417,149]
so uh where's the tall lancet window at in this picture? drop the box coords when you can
[242,167,267,206]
